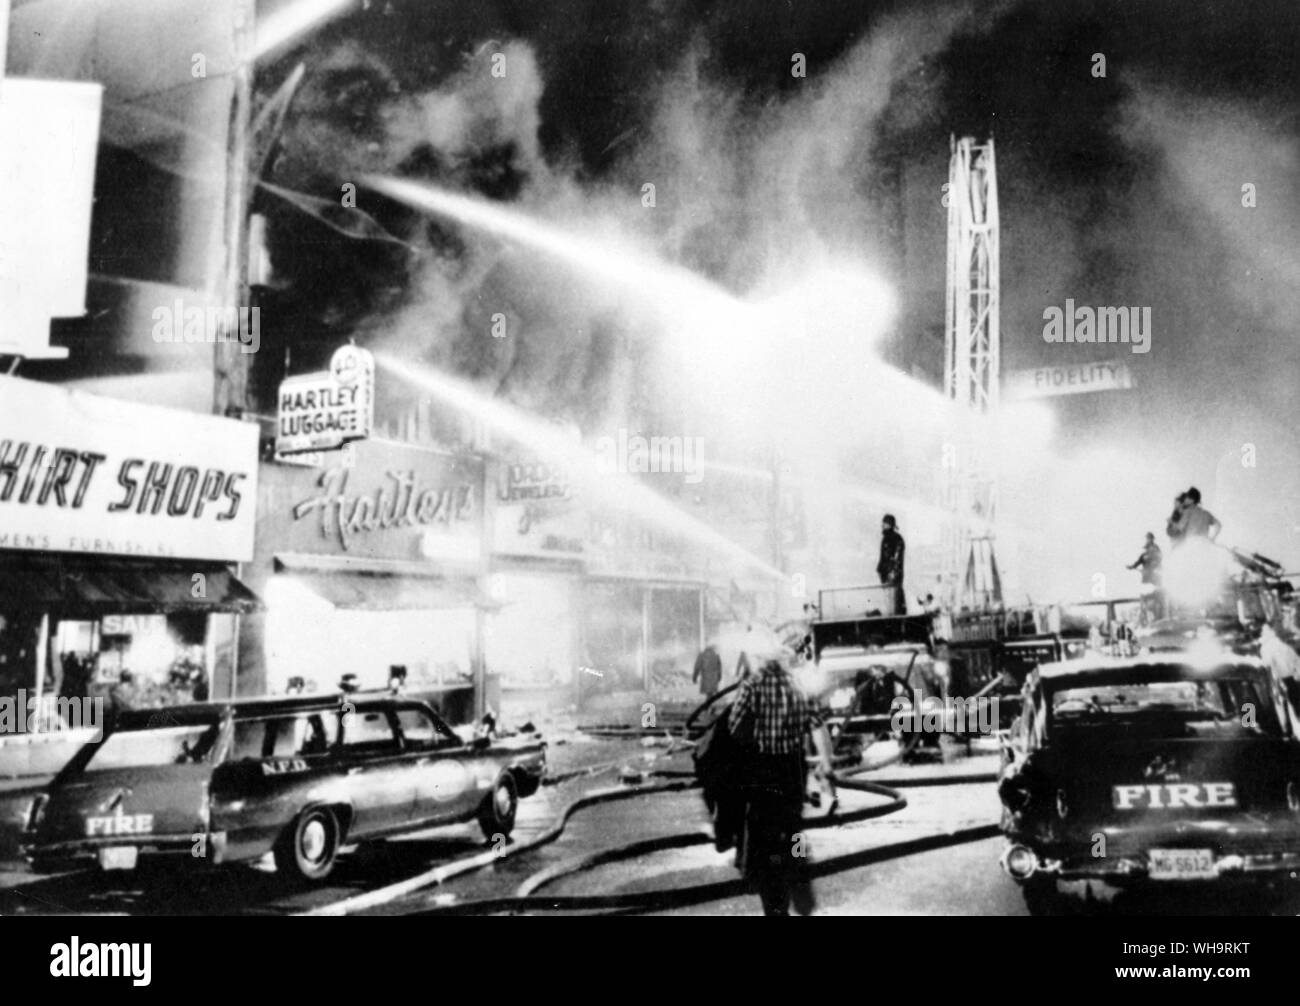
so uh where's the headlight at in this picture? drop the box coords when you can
[828,687,856,711]
[1001,844,1039,880]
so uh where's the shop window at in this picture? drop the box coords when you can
[487,574,576,689]
[0,611,40,697]
[648,588,702,691]
[582,582,645,695]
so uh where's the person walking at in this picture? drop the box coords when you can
[692,642,723,698]
[728,652,835,916]
[876,514,906,614]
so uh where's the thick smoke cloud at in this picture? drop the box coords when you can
[259,0,1300,597]
[261,1,978,429]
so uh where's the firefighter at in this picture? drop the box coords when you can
[1128,531,1165,623]
[877,514,906,614]
[1167,487,1221,546]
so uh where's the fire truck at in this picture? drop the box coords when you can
[795,584,1096,748]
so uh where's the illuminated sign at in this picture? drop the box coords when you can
[0,376,258,562]
[276,345,375,455]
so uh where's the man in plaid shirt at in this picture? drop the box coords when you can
[728,652,834,915]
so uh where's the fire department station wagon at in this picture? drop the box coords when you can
[23,693,547,882]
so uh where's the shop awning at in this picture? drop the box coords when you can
[273,554,500,611]
[0,553,262,615]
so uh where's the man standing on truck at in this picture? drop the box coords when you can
[1128,532,1163,584]
[1128,532,1165,622]
[1167,487,1221,546]
[877,514,906,614]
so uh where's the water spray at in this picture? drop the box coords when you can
[374,352,787,580]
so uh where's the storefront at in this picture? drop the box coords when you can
[582,505,705,712]
[0,376,261,720]
[239,439,489,723]
[486,457,585,719]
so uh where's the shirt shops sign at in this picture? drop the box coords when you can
[0,376,258,561]
[275,345,375,455]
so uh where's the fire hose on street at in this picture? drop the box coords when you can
[300,686,1001,916]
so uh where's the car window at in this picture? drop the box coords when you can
[267,714,335,757]
[85,724,220,771]
[342,709,398,749]
[395,707,454,747]
[231,720,272,761]
[1049,675,1282,737]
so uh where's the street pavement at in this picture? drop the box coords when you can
[21,729,1268,917]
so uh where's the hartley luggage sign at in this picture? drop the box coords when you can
[0,376,258,562]
[1003,359,1133,401]
[276,345,375,455]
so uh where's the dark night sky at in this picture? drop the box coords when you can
[261,0,1300,580]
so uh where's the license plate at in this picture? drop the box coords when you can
[1148,848,1214,880]
[98,846,138,871]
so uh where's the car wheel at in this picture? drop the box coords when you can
[274,807,341,882]
[478,772,518,841]
[1022,877,1066,916]
[513,770,540,799]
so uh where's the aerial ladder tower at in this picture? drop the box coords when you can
[943,136,1002,610]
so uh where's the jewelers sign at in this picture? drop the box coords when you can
[0,376,258,561]
[276,345,375,455]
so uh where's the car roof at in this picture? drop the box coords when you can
[1034,651,1268,686]
[114,693,348,728]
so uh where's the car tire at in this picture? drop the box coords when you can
[478,772,518,841]
[1022,877,1066,916]
[514,770,540,799]
[274,807,341,883]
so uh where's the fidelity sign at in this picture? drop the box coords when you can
[0,376,258,562]
[1003,359,1133,400]
[276,345,375,455]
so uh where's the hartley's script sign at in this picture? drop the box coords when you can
[276,345,375,455]
[0,376,258,561]
[1003,359,1133,401]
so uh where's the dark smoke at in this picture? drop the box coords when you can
[256,0,1300,594]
